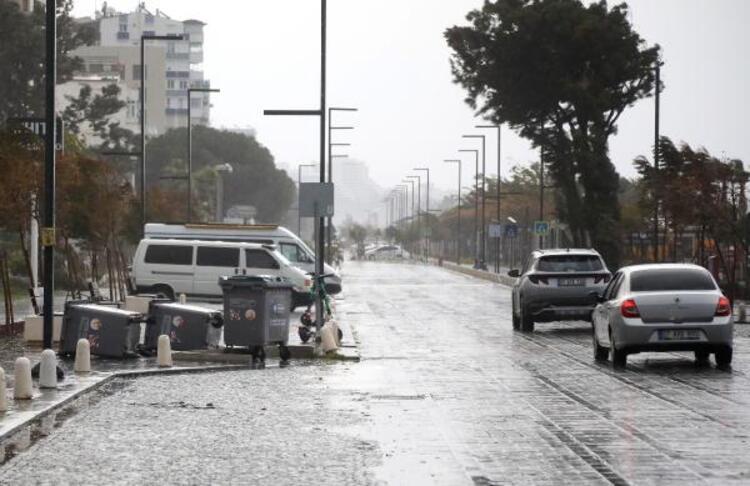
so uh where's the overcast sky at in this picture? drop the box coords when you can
[74,0,749,192]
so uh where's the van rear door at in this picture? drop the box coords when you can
[194,246,241,296]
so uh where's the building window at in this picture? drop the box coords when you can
[143,30,155,37]
[118,23,127,32]
[88,63,103,73]
[127,101,137,118]
[179,80,188,90]
[133,65,146,81]
[167,80,175,89]
[167,42,176,54]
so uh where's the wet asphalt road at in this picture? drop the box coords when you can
[1,261,750,485]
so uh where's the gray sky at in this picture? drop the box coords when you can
[74,0,749,192]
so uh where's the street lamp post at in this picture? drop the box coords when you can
[327,107,357,257]
[413,168,431,259]
[463,135,486,268]
[141,34,184,234]
[459,149,480,267]
[444,159,462,265]
[214,163,233,222]
[406,175,421,258]
[396,185,409,223]
[42,0,56,350]
[477,125,501,272]
[187,87,220,222]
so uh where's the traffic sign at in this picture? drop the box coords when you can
[299,183,334,217]
[533,221,550,236]
[504,223,519,238]
[488,223,503,238]
[7,117,65,152]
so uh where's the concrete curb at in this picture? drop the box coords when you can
[437,261,516,287]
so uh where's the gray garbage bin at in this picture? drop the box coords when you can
[219,275,293,362]
[60,302,144,358]
[144,302,223,351]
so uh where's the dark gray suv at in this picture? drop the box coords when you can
[509,249,611,332]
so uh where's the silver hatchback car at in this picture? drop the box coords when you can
[510,249,611,332]
[592,263,733,368]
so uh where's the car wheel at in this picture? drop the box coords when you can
[609,330,627,368]
[512,298,520,331]
[715,346,733,369]
[593,327,608,361]
[520,304,534,333]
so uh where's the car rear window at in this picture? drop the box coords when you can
[537,255,603,272]
[630,268,716,291]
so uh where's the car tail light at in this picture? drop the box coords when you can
[528,276,548,285]
[715,296,731,317]
[594,274,612,284]
[621,299,640,318]
[304,279,313,288]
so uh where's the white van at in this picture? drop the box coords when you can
[131,239,312,306]
[144,223,342,294]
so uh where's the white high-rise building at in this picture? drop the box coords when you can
[96,3,212,131]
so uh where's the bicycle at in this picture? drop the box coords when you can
[298,273,342,344]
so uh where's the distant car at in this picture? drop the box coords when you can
[365,245,404,260]
[510,249,611,332]
[592,263,733,368]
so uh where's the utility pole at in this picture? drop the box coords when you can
[42,0,56,350]
[327,107,356,259]
[653,62,661,262]
[444,160,462,265]
[414,168,431,259]
[460,149,480,266]
[406,175,421,257]
[539,122,545,249]
[463,135,487,267]
[187,87,220,222]
[477,125,501,272]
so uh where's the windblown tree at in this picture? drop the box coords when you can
[446,0,660,267]
[0,0,96,121]
[62,83,137,150]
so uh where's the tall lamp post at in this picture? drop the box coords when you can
[328,107,357,257]
[477,125,501,271]
[42,0,56,350]
[444,159,462,265]
[406,175,422,258]
[298,163,316,235]
[413,168,431,259]
[396,185,409,223]
[459,149,480,266]
[141,33,184,233]
[463,134,486,268]
[187,87,220,222]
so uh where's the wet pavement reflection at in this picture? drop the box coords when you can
[0,261,748,485]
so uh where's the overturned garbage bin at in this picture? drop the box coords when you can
[144,302,223,352]
[60,301,144,359]
[219,275,293,363]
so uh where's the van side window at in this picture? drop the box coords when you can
[196,247,239,267]
[144,245,193,265]
[246,249,280,270]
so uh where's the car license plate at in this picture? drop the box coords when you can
[558,278,585,287]
[658,329,701,341]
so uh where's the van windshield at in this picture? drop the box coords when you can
[273,250,292,267]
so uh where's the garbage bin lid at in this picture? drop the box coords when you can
[218,275,293,289]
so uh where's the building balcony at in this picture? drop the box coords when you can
[117,31,130,40]
[166,71,190,79]
[166,108,189,115]
[167,52,190,60]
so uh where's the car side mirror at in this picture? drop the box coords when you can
[507,269,520,278]
[589,291,604,303]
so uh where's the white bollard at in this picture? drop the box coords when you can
[330,320,341,347]
[13,357,33,400]
[39,349,58,389]
[74,339,91,373]
[157,335,173,367]
[179,293,187,304]
[0,367,7,412]
[320,323,338,353]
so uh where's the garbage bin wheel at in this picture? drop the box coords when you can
[337,327,343,342]
[298,326,312,344]
[279,345,291,362]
